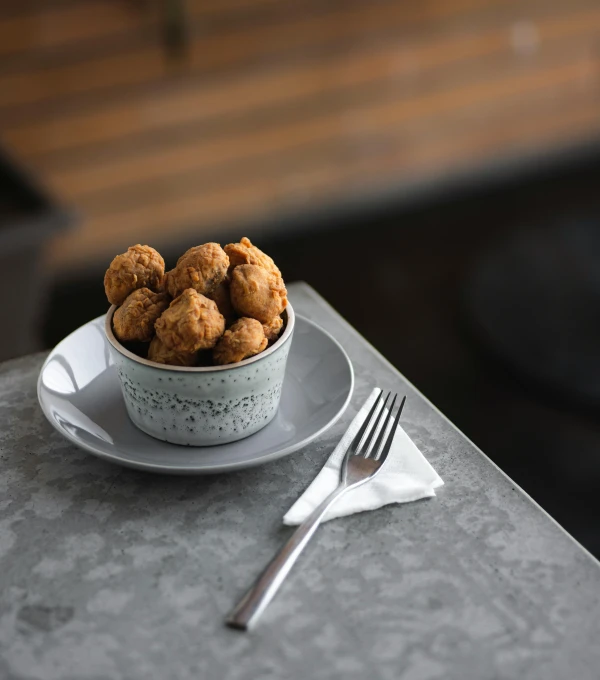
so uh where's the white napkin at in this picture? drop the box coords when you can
[283,388,444,525]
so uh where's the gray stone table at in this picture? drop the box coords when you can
[1,282,599,680]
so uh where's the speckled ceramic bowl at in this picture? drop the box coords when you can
[105,304,295,446]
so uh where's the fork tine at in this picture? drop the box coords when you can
[375,395,406,463]
[347,390,383,456]
[357,391,391,458]
[370,393,397,460]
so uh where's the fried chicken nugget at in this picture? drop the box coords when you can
[262,315,283,343]
[230,264,287,323]
[207,279,236,325]
[213,318,268,365]
[104,244,165,305]
[147,336,197,367]
[224,237,281,277]
[166,243,229,298]
[155,288,225,353]
[113,288,170,342]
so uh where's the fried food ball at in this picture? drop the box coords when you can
[155,288,225,353]
[230,264,287,323]
[213,318,268,365]
[262,315,283,343]
[207,279,236,325]
[224,236,281,277]
[104,244,165,305]
[113,288,170,342]
[147,336,197,367]
[166,243,229,298]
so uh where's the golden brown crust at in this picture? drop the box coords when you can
[104,245,165,305]
[230,264,287,323]
[154,276,168,294]
[213,317,268,365]
[113,288,170,343]
[155,288,225,353]
[207,279,236,325]
[166,243,229,298]
[147,336,197,366]
[224,237,281,277]
[262,315,284,343]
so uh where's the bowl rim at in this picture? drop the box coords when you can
[104,301,295,373]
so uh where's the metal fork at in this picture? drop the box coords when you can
[226,389,406,630]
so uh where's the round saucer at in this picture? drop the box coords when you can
[38,314,354,474]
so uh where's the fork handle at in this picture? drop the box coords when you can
[226,483,349,630]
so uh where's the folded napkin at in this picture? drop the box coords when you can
[283,388,444,525]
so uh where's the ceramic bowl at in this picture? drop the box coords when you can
[104,303,295,446]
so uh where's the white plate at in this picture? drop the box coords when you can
[38,314,354,474]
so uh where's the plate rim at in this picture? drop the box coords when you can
[37,313,354,474]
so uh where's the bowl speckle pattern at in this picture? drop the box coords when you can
[106,307,294,446]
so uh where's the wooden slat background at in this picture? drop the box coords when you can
[1,0,600,273]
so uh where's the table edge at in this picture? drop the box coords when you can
[288,280,600,569]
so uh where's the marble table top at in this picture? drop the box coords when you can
[0,282,599,680]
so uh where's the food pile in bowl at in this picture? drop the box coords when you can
[104,238,287,367]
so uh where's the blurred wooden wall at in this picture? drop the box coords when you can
[1,0,600,274]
